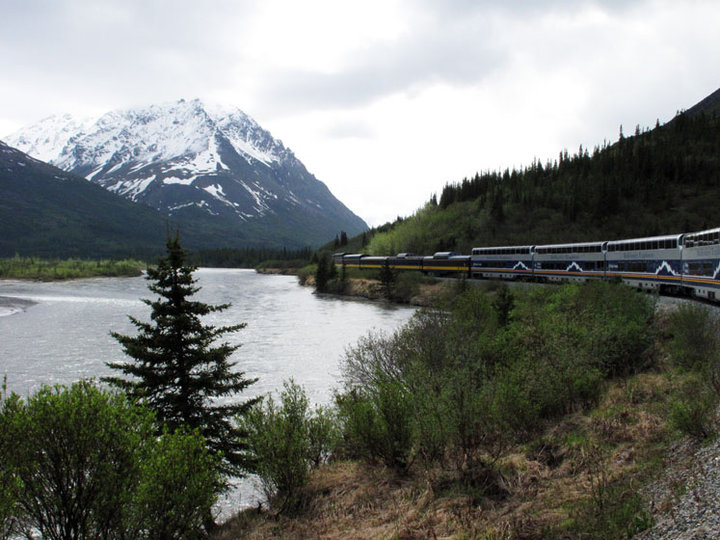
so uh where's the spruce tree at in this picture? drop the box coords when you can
[104,234,259,478]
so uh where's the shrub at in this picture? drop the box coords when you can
[0,382,22,540]
[241,380,339,513]
[132,428,219,538]
[667,303,720,371]
[335,282,657,489]
[668,375,717,439]
[296,264,316,286]
[335,378,416,471]
[391,271,428,302]
[0,381,218,539]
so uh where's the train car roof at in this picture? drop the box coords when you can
[685,226,720,237]
[606,233,683,245]
[432,251,459,258]
[471,245,534,251]
[534,240,606,249]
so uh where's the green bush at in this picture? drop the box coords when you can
[335,282,657,485]
[132,428,219,538]
[335,378,416,471]
[667,303,720,371]
[668,374,717,440]
[241,380,339,513]
[296,264,316,285]
[0,381,218,539]
[391,271,428,302]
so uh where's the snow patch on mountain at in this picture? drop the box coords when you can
[8,113,95,164]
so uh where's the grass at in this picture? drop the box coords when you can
[214,366,693,539]
[214,287,719,538]
[0,256,146,280]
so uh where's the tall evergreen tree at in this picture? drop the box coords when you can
[104,234,259,478]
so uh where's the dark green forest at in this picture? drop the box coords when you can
[188,246,313,268]
[364,108,720,256]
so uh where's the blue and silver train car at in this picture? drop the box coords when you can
[681,227,720,300]
[470,245,534,280]
[533,241,606,283]
[605,234,683,292]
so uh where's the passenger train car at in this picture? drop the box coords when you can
[333,226,720,300]
[470,246,533,280]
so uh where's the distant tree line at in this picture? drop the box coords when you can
[438,112,720,236]
[189,246,313,268]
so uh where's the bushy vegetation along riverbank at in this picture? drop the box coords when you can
[5,261,720,538]
[301,255,453,306]
[0,256,146,280]
[217,282,720,539]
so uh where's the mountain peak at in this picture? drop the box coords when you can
[6,100,367,247]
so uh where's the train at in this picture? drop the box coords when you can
[333,226,720,301]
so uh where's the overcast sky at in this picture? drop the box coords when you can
[1,0,719,226]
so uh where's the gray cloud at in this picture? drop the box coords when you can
[255,0,654,116]
[0,0,256,113]
[258,9,503,114]
[323,120,376,140]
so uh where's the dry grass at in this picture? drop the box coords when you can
[214,289,713,540]
[214,370,681,539]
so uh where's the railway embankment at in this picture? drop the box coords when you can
[298,272,453,306]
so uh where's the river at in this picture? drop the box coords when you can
[0,269,416,517]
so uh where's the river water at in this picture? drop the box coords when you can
[0,269,416,516]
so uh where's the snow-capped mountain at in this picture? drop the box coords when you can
[7,99,367,247]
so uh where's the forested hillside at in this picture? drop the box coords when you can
[366,107,720,256]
